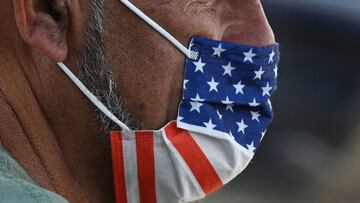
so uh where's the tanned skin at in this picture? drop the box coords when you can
[0,0,275,202]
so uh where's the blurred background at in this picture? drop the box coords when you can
[206,0,360,202]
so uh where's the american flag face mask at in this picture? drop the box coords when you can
[107,41,279,203]
[57,1,280,202]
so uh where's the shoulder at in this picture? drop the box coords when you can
[0,147,68,203]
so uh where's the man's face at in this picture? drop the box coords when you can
[102,0,275,129]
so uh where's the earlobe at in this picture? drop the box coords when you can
[13,0,69,62]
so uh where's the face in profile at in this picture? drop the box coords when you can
[0,1,277,202]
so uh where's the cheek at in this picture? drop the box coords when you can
[113,45,185,129]
[104,2,186,129]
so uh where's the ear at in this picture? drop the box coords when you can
[13,0,69,62]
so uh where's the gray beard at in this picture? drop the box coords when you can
[76,0,134,134]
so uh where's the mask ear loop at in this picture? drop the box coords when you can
[57,62,131,131]
[120,0,199,60]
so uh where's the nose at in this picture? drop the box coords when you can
[218,0,275,46]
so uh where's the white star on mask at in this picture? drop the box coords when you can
[269,50,275,63]
[190,101,203,113]
[246,142,256,152]
[222,96,234,112]
[204,119,217,129]
[233,81,245,95]
[207,77,219,92]
[190,94,205,112]
[243,49,257,63]
[249,98,260,107]
[250,111,261,122]
[212,44,226,57]
[222,62,236,77]
[261,83,273,97]
[193,58,206,73]
[237,119,248,134]
[191,94,205,102]
[254,67,265,80]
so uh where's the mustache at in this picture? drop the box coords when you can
[76,0,134,134]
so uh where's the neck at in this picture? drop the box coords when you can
[0,43,115,202]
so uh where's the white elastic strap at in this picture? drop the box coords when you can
[57,62,131,131]
[120,0,198,60]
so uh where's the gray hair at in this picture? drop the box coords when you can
[76,0,134,134]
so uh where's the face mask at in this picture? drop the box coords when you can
[57,0,280,202]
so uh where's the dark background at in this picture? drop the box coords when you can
[206,0,360,202]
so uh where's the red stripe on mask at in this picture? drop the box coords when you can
[111,131,128,203]
[136,131,157,203]
[165,122,223,195]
